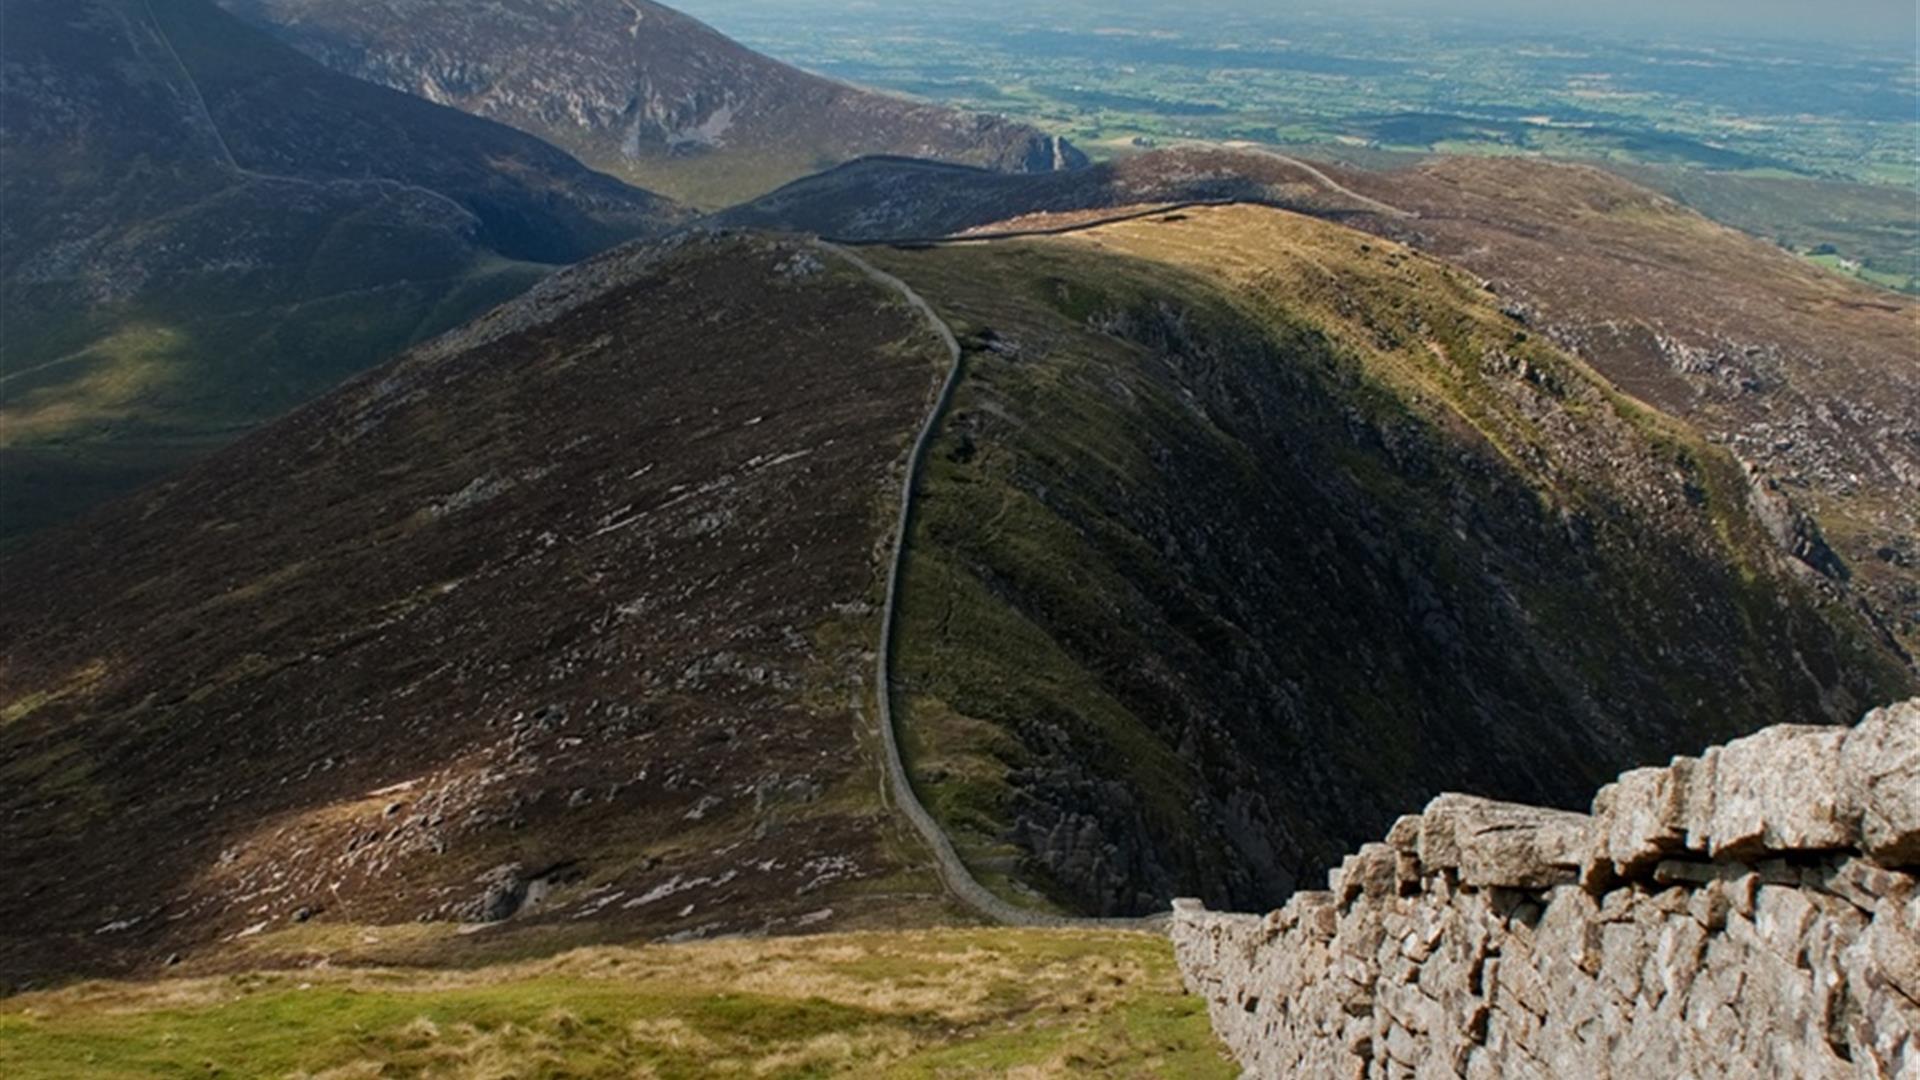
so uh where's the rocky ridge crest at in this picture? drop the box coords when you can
[1173,699,1920,1078]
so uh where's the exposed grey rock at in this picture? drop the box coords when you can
[1418,794,1589,889]
[1702,724,1854,858]
[1591,764,1686,873]
[1844,699,1920,865]
[1174,700,1920,1079]
[466,863,527,922]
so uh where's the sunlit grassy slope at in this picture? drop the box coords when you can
[0,929,1232,1079]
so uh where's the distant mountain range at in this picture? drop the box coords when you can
[3,0,1086,539]
[218,0,1088,208]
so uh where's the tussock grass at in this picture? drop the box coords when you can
[0,928,1234,1079]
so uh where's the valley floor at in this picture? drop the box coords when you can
[0,928,1233,1078]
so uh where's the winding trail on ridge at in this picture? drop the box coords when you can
[818,191,1410,928]
[817,239,1166,931]
[1224,145,1416,220]
[141,0,483,228]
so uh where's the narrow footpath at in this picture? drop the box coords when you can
[1238,147,1416,219]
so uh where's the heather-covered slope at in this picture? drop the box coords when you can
[866,204,1913,917]
[220,0,1086,209]
[0,233,947,983]
[0,0,682,537]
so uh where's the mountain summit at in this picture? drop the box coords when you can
[219,0,1088,207]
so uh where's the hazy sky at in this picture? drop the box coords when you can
[716,0,1920,48]
[695,0,1920,48]
[1338,0,1917,45]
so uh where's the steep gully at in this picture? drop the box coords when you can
[830,204,1919,1070]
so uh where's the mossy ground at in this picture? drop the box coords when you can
[0,929,1233,1079]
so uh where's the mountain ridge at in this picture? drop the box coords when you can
[722,148,1920,665]
[5,206,1908,984]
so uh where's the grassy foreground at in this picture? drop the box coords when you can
[0,929,1233,1079]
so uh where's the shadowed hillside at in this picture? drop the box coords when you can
[0,0,683,537]
[0,233,948,984]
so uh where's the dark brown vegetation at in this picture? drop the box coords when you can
[0,233,949,985]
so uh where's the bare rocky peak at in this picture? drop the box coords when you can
[219,0,1085,205]
[1175,698,1920,1077]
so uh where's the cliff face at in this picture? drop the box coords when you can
[220,0,1085,208]
[1173,698,1920,1078]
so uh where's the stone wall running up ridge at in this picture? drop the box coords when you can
[1173,699,1920,1078]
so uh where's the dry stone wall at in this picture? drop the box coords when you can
[1173,699,1920,1078]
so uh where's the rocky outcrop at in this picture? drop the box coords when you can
[1173,699,1920,1078]
[220,0,1086,206]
